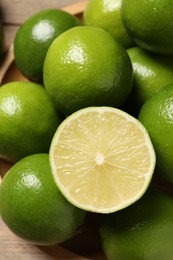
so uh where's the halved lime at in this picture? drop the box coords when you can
[50,106,156,213]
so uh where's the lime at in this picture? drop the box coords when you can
[138,84,173,183]
[43,26,133,115]
[124,46,173,114]
[0,154,86,245]
[122,0,173,55]
[0,81,62,163]
[100,188,173,260]
[83,0,134,48]
[14,9,81,82]
[49,106,155,214]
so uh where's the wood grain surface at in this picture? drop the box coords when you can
[0,218,87,260]
[0,1,108,259]
[0,0,87,49]
[0,208,105,260]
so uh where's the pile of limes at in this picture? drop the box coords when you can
[1,0,173,259]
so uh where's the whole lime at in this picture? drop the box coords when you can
[138,84,173,183]
[122,0,173,55]
[14,9,81,82]
[43,26,133,115]
[0,81,62,162]
[100,188,173,259]
[83,0,134,48]
[124,47,173,114]
[0,154,86,245]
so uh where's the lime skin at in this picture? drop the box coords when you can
[122,0,173,55]
[84,0,134,48]
[0,154,86,245]
[0,81,63,163]
[100,188,173,260]
[14,9,81,82]
[139,84,173,183]
[124,46,173,115]
[44,26,133,115]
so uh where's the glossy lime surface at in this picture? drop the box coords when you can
[139,84,173,182]
[125,47,173,113]
[84,0,134,48]
[44,26,133,115]
[14,9,81,82]
[100,188,173,259]
[0,81,62,162]
[0,154,86,245]
[122,0,173,55]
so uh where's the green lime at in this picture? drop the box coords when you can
[83,0,134,48]
[0,154,86,245]
[124,46,173,114]
[138,84,173,183]
[0,81,62,163]
[14,9,81,82]
[43,26,133,115]
[122,0,173,55]
[100,188,173,259]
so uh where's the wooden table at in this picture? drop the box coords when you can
[0,1,107,259]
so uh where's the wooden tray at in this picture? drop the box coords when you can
[0,1,106,259]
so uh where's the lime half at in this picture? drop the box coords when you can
[50,106,156,213]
